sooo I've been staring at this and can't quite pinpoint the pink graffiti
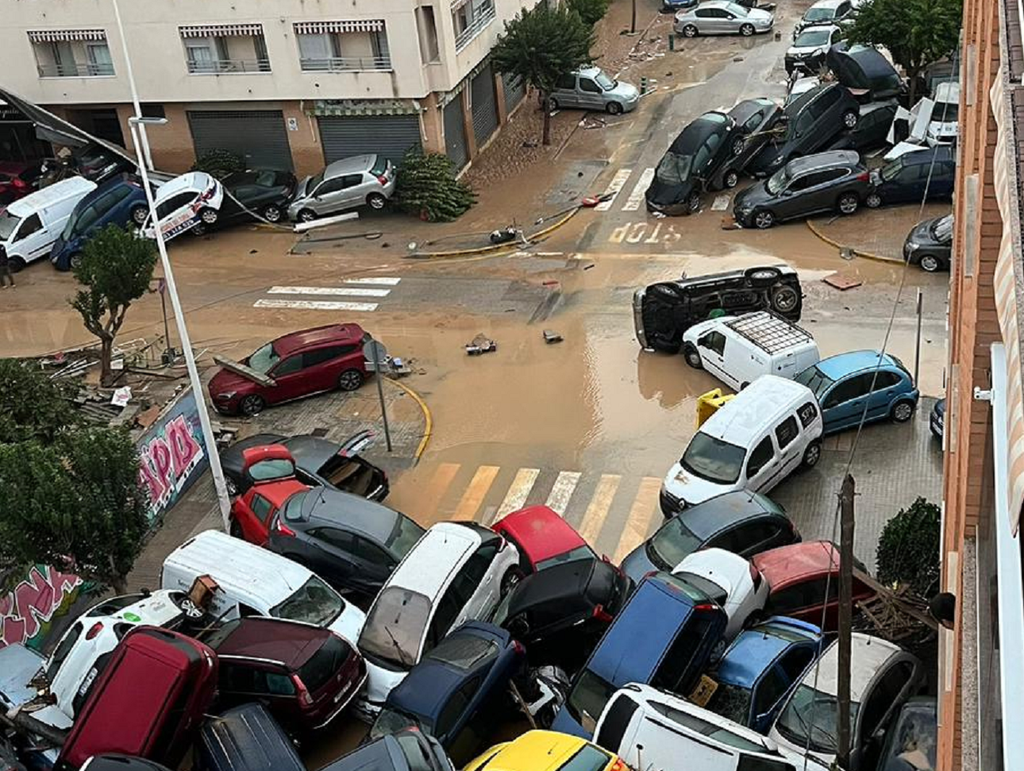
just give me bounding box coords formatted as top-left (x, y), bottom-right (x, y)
top-left (138, 414), bottom-right (203, 510)
top-left (0, 566), bottom-right (83, 648)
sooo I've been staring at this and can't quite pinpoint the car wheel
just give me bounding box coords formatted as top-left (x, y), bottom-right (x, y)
top-left (770, 284), bottom-right (800, 314)
top-left (337, 368), bottom-right (364, 391)
top-left (229, 519), bottom-right (243, 539)
top-left (723, 170), bottom-right (740, 189)
top-left (7, 256), bottom-right (24, 273)
top-left (682, 24), bottom-right (698, 37)
top-left (239, 394), bottom-right (265, 417)
top-left (191, 223), bottom-right (207, 237)
top-left (837, 193), bottom-right (859, 215)
top-left (740, 381), bottom-right (750, 390)
top-left (802, 440), bottom-right (822, 468)
top-left (687, 192), bottom-right (701, 213)
top-left (548, 96), bottom-right (560, 112)
top-left (501, 567), bottom-right (525, 597)
top-left (199, 207), bottom-right (219, 225)
top-left (130, 205), bottom-right (149, 225)
top-left (865, 192), bottom-right (882, 209)
top-left (740, 23), bottom-right (755, 36)
top-left (367, 193), bottom-right (387, 211)
top-left (731, 137), bottom-right (746, 156)
top-left (891, 399), bottom-right (915, 423)
top-left (261, 204), bottom-right (283, 223)
top-left (69, 253), bottom-right (83, 270)
top-left (919, 254), bottom-right (942, 273)
top-left (607, 101), bottom-right (624, 115)
top-left (746, 266), bottom-right (782, 284)
top-left (683, 344), bottom-right (703, 369)
top-left (842, 109), bottom-right (859, 129)
top-left (174, 595), bottom-right (205, 620)
top-left (297, 208), bottom-right (317, 223)
top-left (753, 209), bottom-right (775, 229)
top-left (225, 477), bottom-right (239, 497)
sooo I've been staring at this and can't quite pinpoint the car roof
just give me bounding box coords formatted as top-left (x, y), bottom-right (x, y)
top-left (716, 618), bottom-right (820, 687)
top-left (809, 0), bottom-right (847, 9)
top-left (787, 150), bottom-right (861, 175)
top-left (728, 99), bottom-right (776, 125)
top-left (934, 81), bottom-right (960, 102)
top-left (802, 633), bottom-right (904, 700)
top-left (325, 155), bottom-right (376, 176)
top-left (814, 349), bottom-right (896, 378)
top-left (6, 176), bottom-right (96, 217)
top-left (574, 65), bottom-right (606, 77)
top-left (701, 0), bottom-right (741, 7)
top-left (796, 22), bottom-right (841, 35)
top-left (751, 540), bottom-right (840, 587)
top-left (304, 488), bottom-right (400, 543)
top-left (698, 375), bottom-right (814, 445)
top-left (272, 323), bottom-right (365, 357)
top-left (504, 558), bottom-right (601, 615)
top-left (494, 505), bottom-right (587, 564)
top-left (383, 523), bottom-right (480, 597)
top-left (675, 548), bottom-right (751, 590)
top-left (897, 145), bottom-right (955, 164)
top-left (485, 731), bottom-right (594, 771)
top-left (679, 491), bottom-right (776, 538)
top-left (210, 617), bottom-right (332, 668)
top-left (154, 171), bottom-right (214, 201)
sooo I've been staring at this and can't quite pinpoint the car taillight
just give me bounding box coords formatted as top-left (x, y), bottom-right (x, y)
top-left (291, 674), bottom-right (313, 705)
top-left (85, 622), bottom-right (103, 640)
top-left (593, 604), bottom-right (613, 623)
top-left (856, 171), bottom-right (870, 182)
top-left (376, 174), bottom-right (387, 186)
top-left (512, 640), bottom-right (526, 656)
top-left (275, 519), bottom-right (296, 537)
top-left (11, 178), bottom-right (27, 189)
top-left (694, 603), bottom-right (717, 612)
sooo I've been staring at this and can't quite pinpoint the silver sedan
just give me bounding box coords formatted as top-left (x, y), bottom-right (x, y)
top-left (675, 0), bottom-right (775, 36)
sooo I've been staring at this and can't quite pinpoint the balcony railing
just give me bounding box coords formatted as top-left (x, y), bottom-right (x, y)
top-left (454, 4), bottom-right (496, 52)
top-left (299, 56), bottom-right (391, 72)
top-left (186, 58), bottom-right (271, 74)
top-left (37, 62), bottom-right (114, 78)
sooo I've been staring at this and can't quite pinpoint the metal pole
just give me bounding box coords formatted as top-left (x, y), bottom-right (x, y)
top-left (837, 474), bottom-right (856, 770)
top-left (631, 0), bottom-right (638, 33)
top-left (372, 346), bottom-right (394, 452)
top-left (159, 281), bottom-right (173, 363)
top-left (914, 288), bottom-right (923, 385)
top-left (112, 0), bottom-right (233, 531)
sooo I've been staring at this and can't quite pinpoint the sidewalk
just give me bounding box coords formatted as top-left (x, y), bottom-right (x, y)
top-left (808, 202), bottom-right (950, 262)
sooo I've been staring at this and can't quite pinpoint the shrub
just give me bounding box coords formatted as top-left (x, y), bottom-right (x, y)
top-left (875, 497), bottom-right (941, 598)
top-left (395, 149), bottom-right (476, 222)
top-left (192, 149), bottom-right (244, 179)
top-left (567, 0), bottom-right (611, 26)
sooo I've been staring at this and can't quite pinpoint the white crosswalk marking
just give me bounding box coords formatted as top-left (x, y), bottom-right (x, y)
top-left (489, 468), bottom-right (541, 524)
top-left (595, 168), bottom-right (634, 211)
top-left (253, 299), bottom-right (379, 312)
top-left (268, 286), bottom-right (391, 297)
top-left (546, 471), bottom-right (582, 515)
top-left (344, 277), bottom-right (401, 286)
top-left (621, 168), bottom-right (655, 212)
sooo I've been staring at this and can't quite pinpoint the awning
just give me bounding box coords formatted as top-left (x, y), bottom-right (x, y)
top-left (27, 29), bottom-right (106, 43)
top-left (293, 20), bottom-right (385, 34)
top-left (451, 0), bottom-right (471, 10)
top-left (313, 99), bottom-right (420, 117)
top-left (178, 23), bottom-right (263, 38)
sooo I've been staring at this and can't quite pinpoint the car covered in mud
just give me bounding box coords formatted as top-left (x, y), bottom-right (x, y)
top-left (633, 266), bottom-right (803, 353)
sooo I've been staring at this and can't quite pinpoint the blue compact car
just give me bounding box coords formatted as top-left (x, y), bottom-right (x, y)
top-left (51, 175), bottom-right (151, 270)
top-left (795, 350), bottom-right (919, 434)
top-left (707, 616), bottom-right (825, 734)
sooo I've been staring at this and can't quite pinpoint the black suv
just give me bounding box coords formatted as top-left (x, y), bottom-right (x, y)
top-left (633, 266), bottom-right (803, 353)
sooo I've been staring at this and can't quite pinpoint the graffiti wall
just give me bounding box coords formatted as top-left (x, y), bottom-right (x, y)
top-left (0, 565), bottom-right (84, 650)
top-left (137, 387), bottom-right (208, 523)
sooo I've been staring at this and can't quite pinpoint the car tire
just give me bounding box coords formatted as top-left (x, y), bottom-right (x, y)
top-left (338, 368), bottom-right (364, 391)
top-left (191, 223), bottom-right (207, 237)
top-left (7, 256), bottom-right (24, 273)
top-left (367, 193), bottom-right (387, 211)
top-left (501, 567), bottom-right (525, 597)
top-left (297, 208), bottom-right (317, 223)
top-left (226, 477), bottom-right (239, 497)
top-left (731, 137), bottom-right (746, 156)
top-left (607, 101), bottom-right (624, 115)
top-left (682, 24), bottom-right (698, 37)
top-left (69, 253), bottom-right (83, 270)
top-left (687, 192), bottom-right (702, 213)
top-left (890, 399), bottom-right (915, 423)
top-left (802, 440), bottom-right (822, 468)
top-left (740, 23), bottom-right (755, 36)
top-left (770, 283), bottom-right (800, 314)
top-left (548, 96), bottom-right (560, 112)
top-left (919, 254), bottom-right (942, 273)
top-left (199, 207), bottom-right (219, 225)
top-left (723, 170), bottom-right (740, 189)
top-left (229, 519), bottom-right (243, 539)
top-left (837, 193), bottom-right (859, 216)
top-left (261, 204), bottom-right (283, 223)
top-left (683, 344), bottom-right (703, 369)
top-left (865, 192), bottom-right (882, 209)
top-left (740, 381), bottom-right (750, 390)
top-left (746, 266), bottom-right (782, 285)
top-left (753, 209), bottom-right (775, 229)
top-left (130, 205), bottom-right (149, 226)
top-left (842, 109), bottom-right (859, 129)
top-left (239, 394), bottom-right (265, 417)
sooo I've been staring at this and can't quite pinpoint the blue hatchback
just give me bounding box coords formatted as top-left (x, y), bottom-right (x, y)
top-left (794, 350), bottom-right (919, 434)
top-left (551, 571), bottom-right (727, 738)
top-left (367, 621), bottom-right (524, 766)
top-left (706, 616), bottom-right (825, 734)
top-left (50, 175), bottom-right (150, 271)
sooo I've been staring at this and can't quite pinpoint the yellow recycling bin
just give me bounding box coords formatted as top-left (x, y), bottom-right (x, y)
top-left (696, 388), bottom-right (735, 428)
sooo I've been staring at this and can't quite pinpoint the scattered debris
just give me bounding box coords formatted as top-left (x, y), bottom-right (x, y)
top-left (721, 217), bottom-right (742, 230)
top-left (582, 117), bottom-right (607, 130)
top-left (840, 247), bottom-right (856, 260)
top-left (711, 195), bottom-right (730, 212)
top-left (111, 386), bottom-right (132, 408)
top-left (733, 57), bottom-right (744, 63)
top-left (583, 263), bottom-right (595, 270)
top-left (523, 139), bottom-right (539, 148)
top-left (543, 330), bottom-right (564, 344)
top-left (248, 249), bottom-right (258, 255)
top-left (823, 272), bottom-right (864, 291)
top-left (490, 226), bottom-right (520, 245)
top-left (465, 334), bottom-right (498, 356)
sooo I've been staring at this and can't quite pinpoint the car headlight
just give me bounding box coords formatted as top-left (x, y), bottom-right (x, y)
top-left (906, 242), bottom-right (920, 252)
top-left (216, 391), bottom-right (237, 400)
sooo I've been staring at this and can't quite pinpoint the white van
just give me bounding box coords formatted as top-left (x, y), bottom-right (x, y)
top-left (161, 529), bottom-right (365, 645)
top-left (594, 683), bottom-right (830, 771)
top-left (356, 522), bottom-right (520, 718)
top-left (683, 311), bottom-right (820, 391)
top-left (660, 375), bottom-right (823, 512)
top-left (0, 176), bottom-right (97, 269)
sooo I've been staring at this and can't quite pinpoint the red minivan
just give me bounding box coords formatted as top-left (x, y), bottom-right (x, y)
top-left (55, 627), bottom-right (218, 771)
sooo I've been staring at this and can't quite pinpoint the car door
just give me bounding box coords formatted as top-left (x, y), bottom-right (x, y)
top-left (820, 372), bottom-right (874, 432)
top-left (697, 330), bottom-right (731, 385)
top-left (350, 534), bottom-right (397, 593)
top-left (309, 177), bottom-right (347, 215)
top-left (321, 342), bottom-right (363, 385)
top-left (694, 7), bottom-right (717, 33)
top-left (719, 7), bottom-right (741, 33)
top-left (886, 162), bottom-right (921, 204)
top-left (807, 87), bottom-right (842, 151)
top-left (459, 541), bottom-right (502, 620)
top-left (339, 173), bottom-right (368, 208)
top-left (12, 212), bottom-right (53, 263)
top-left (775, 172), bottom-right (816, 219)
top-left (752, 645), bottom-right (818, 730)
top-left (804, 167), bottom-right (849, 215)
top-left (742, 435), bottom-right (778, 493)
top-left (234, 490), bottom-right (277, 544)
top-left (577, 75), bottom-right (604, 110)
top-left (853, 661), bottom-right (917, 769)
top-left (266, 353), bottom-right (310, 403)
top-left (769, 415), bottom-right (803, 482)
top-left (553, 73), bottom-right (578, 107)
top-left (307, 527), bottom-right (359, 589)
top-left (299, 346), bottom-right (344, 393)
top-left (443, 675), bottom-right (486, 762)
top-left (864, 369), bottom-right (902, 420)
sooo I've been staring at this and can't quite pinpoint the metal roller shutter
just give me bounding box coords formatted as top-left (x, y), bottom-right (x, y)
top-left (444, 99), bottom-right (468, 171)
top-left (317, 115), bottom-right (421, 166)
top-left (471, 65), bottom-right (499, 146)
top-left (187, 110), bottom-right (293, 171)
top-left (502, 71), bottom-right (526, 114)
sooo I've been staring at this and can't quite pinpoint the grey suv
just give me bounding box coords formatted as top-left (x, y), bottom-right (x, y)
top-left (288, 154), bottom-right (396, 222)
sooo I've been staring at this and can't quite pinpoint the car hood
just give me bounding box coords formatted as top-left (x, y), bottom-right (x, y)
top-left (209, 367), bottom-right (256, 394)
top-left (908, 218), bottom-right (942, 247)
top-left (620, 544), bottom-right (659, 585)
top-left (788, 43), bottom-right (828, 56)
top-left (645, 175), bottom-right (696, 207)
top-left (662, 461), bottom-right (734, 507)
top-left (733, 180), bottom-right (774, 210)
top-left (748, 8), bottom-right (774, 22)
top-left (610, 82), bottom-right (639, 100)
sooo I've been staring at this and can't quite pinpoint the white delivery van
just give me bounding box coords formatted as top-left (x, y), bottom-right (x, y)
top-left (682, 311), bottom-right (820, 391)
top-left (0, 176), bottom-right (97, 269)
top-left (161, 529), bottom-right (365, 645)
top-left (660, 375), bottom-right (823, 512)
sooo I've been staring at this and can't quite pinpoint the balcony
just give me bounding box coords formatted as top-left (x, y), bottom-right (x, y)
top-left (37, 61), bottom-right (114, 78)
top-left (29, 30), bottom-right (115, 79)
top-left (294, 21), bottom-right (391, 73)
top-left (179, 24), bottom-right (271, 76)
top-left (299, 55), bottom-right (391, 72)
top-left (453, 0), bottom-right (496, 52)
top-left (185, 58), bottom-right (270, 75)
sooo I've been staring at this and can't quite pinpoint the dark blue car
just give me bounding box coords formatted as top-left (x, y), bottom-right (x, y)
top-left (50, 175), bottom-right (150, 271)
top-left (550, 571), bottom-right (726, 738)
top-left (706, 616), bottom-right (825, 734)
top-left (795, 350), bottom-right (920, 434)
top-left (367, 621), bottom-right (524, 766)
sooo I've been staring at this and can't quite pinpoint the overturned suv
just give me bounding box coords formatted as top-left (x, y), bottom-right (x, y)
top-left (633, 266), bottom-right (803, 353)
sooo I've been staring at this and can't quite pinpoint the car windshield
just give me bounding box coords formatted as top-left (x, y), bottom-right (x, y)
top-left (725, 2), bottom-right (750, 15)
top-left (358, 587), bottom-right (433, 669)
top-left (680, 433), bottom-right (746, 485)
top-left (705, 682), bottom-right (753, 725)
top-left (933, 215), bottom-right (953, 242)
top-left (247, 342), bottom-right (280, 374)
top-left (370, 708), bottom-right (432, 740)
top-left (775, 683), bottom-right (859, 754)
top-left (795, 365), bottom-right (834, 397)
top-left (559, 745), bottom-right (613, 771)
top-left (536, 544), bottom-right (595, 571)
top-left (283, 491), bottom-right (307, 521)
top-left (933, 102), bottom-right (959, 122)
top-left (648, 518), bottom-right (704, 569)
top-left (566, 669), bottom-right (616, 731)
top-left (595, 71), bottom-right (616, 90)
top-left (307, 171), bottom-right (326, 195)
top-left (804, 6), bottom-right (835, 19)
top-left (299, 634), bottom-right (350, 692)
top-left (655, 152), bottom-right (693, 185)
top-left (676, 572), bottom-right (727, 604)
top-left (795, 28), bottom-right (832, 47)
top-left (879, 160), bottom-right (905, 182)
top-left (270, 576), bottom-right (344, 627)
top-left (62, 205), bottom-right (87, 239)
top-left (766, 166), bottom-right (790, 195)
top-left (385, 515), bottom-right (426, 558)
top-left (0, 210), bottom-right (22, 241)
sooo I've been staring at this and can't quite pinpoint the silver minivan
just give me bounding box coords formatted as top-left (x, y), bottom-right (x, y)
top-left (288, 154), bottom-right (396, 222)
top-left (549, 66), bottom-right (640, 115)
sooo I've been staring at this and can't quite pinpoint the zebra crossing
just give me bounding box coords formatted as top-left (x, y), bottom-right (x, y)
top-left (394, 462), bottom-right (667, 564)
top-left (595, 166), bottom-right (659, 213)
top-left (253, 277), bottom-right (401, 312)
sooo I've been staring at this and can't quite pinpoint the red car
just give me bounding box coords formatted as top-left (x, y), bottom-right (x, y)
top-left (206, 617), bottom-right (366, 734)
top-left (492, 505), bottom-right (597, 573)
top-left (55, 626), bottom-right (217, 771)
top-left (209, 324), bottom-right (370, 417)
top-left (752, 540), bottom-right (875, 631)
top-left (229, 444), bottom-right (308, 544)
top-left (0, 161), bottom-right (41, 205)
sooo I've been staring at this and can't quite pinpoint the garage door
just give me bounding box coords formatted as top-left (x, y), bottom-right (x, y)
top-left (318, 115), bottom-right (421, 166)
top-left (471, 65), bottom-right (499, 147)
top-left (187, 110), bottom-right (293, 171)
top-left (503, 71), bottom-right (526, 114)
top-left (444, 99), bottom-right (468, 171)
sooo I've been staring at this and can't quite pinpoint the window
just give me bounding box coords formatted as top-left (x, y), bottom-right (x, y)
top-left (315, 177), bottom-right (346, 196)
top-left (299, 635), bottom-right (348, 691)
top-left (797, 401), bottom-right (818, 427)
top-left (739, 520), bottom-right (781, 551)
top-left (85, 43), bottom-right (113, 76)
top-left (787, 174), bottom-right (815, 193)
top-left (860, 661), bottom-right (916, 738)
top-left (747, 436), bottom-right (774, 477)
top-left (47, 622), bottom-right (84, 677)
top-left (648, 700), bottom-right (767, 752)
top-left (558, 745), bottom-right (614, 771)
top-left (250, 493), bottom-right (274, 525)
top-left (595, 695), bottom-right (638, 751)
top-left (695, 8), bottom-right (714, 17)
top-left (767, 584), bottom-right (808, 614)
top-left (752, 666), bottom-right (790, 719)
top-left (431, 635), bottom-right (497, 670)
top-left (352, 535), bottom-right (390, 563)
top-left (870, 371), bottom-right (901, 390)
top-left (303, 347), bottom-right (344, 368)
top-left (314, 527), bottom-right (355, 551)
top-left (700, 330), bottom-right (726, 356)
top-left (154, 192), bottom-right (194, 220)
top-left (427, 588), bottom-right (464, 649)
top-left (579, 78), bottom-right (602, 93)
top-left (779, 646), bottom-right (816, 681)
top-left (556, 73), bottom-right (576, 90)
top-left (14, 213), bottom-right (42, 241)
top-left (341, 173), bottom-right (364, 189)
top-left (436, 676), bottom-right (479, 736)
top-left (652, 613), bottom-right (716, 693)
top-left (736, 758), bottom-right (793, 771)
top-left (822, 374), bottom-right (872, 408)
top-left (743, 111), bottom-right (764, 133)
top-left (272, 355), bottom-right (304, 376)
top-left (775, 416), bottom-right (799, 449)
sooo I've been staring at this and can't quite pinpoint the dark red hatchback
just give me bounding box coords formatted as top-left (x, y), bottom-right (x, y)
top-left (205, 617), bottom-right (366, 733)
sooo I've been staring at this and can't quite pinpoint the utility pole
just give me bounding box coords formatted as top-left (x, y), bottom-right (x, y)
top-left (837, 474), bottom-right (855, 770)
top-left (631, 0), bottom-right (638, 34)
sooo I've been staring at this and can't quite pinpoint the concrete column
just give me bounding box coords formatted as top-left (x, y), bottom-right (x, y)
top-left (461, 86), bottom-right (477, 158)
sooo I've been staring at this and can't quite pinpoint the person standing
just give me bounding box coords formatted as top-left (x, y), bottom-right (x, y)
top-left (0, 244), bottom-right (15, 289)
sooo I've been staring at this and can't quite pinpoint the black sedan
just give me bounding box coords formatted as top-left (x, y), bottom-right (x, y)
top-left (711, 98), bottom-right (784, 190)
top-left (267, 486), bottom-right (424, 603)
top-left (904, 214), bottom-right (953, 272)
top-left (220, 431), bottom-right (388, 501)
top-left (930, 398), bottom-right (946, 440)
top-left (221, 169), bottom-right (297, 224)
top-left (646, 111), bottom-right (736, 215)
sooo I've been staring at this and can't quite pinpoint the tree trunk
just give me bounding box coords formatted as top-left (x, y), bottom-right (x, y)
top-left (542, 92), bottom-right (552, 146)
top-left (111, 575), bottom-right (128, 595)
top-left (99, 335), bottom-right (114, 387)
top-left (907, 66), bottom-right (919, 106)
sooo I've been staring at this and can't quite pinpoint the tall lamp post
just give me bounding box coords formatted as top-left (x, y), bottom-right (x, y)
top-left (112, 0), bottom-right (233, 531)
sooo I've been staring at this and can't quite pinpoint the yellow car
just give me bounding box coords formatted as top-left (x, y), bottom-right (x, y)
top-left (464, 731), bottom-right (628, 771)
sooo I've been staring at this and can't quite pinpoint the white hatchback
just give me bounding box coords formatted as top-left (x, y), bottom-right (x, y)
top-left (671, 548), bottom-right (769, 646)
top-left (141, 170), bottom-right (223, 241)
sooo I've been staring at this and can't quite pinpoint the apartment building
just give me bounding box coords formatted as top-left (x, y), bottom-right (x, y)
top-left (0, 0), bottom-right (536, 175)
top-left (938, 0), bottom-right (1024, 764)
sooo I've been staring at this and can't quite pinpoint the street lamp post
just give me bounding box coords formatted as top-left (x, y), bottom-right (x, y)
top-left (112, 0), bottom-right (233, 532)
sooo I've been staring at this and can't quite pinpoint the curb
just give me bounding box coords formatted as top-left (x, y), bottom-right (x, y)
top-left (405, 207), bottom-right (579, 260)
top-left (805, 219), bottom-right (904, 265)
top-left (388, 377), bottom-right (433, 462)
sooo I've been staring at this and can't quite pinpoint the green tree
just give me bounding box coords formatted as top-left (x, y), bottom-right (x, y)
top-left (192, 149), bottom-right (245, 179)
top-left (0, 427), bottom-right (150, 594)
top-left (396, 149), bottom-right (477, 222)
top-left (566, 0), bottom-right (611, 26)
top-left (845, 0), bottom-right (962, 102)
top-left (492, 3), bottom-right (596, 145)
top-left (0, 359), bottom-right (77, 444)
top-left (70, 224), bottom-right (158, 386)
top-left (876, 497), bottom-right (941, 598)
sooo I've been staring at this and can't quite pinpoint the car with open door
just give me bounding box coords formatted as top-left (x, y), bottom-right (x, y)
top-left (645, 112), bottom-right (736, 215)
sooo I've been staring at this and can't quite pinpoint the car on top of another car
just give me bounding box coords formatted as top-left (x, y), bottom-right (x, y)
top-left (492, 505), bottom-right (596, 574)
top-left (645, 111), bottom-right (737, 215)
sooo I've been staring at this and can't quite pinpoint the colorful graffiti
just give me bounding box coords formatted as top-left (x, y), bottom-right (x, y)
top-left (137, 388), bottom-right (208, 522)
top-left (0, 565), bottom-right (84, 650)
